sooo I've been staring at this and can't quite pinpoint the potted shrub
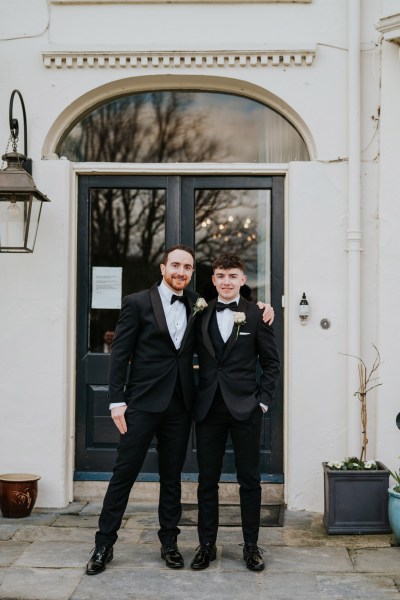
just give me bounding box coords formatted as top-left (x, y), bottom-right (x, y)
top-left (323, 345), bottom-right (391, 534)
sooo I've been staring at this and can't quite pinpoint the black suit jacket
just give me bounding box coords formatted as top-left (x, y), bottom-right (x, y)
top-left (194, 297), bottom-right (280, 422)
top-left (108, 282), bottom-right (198, 412)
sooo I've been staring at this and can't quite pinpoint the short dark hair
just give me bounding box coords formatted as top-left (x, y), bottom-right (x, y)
top-left (212, 253), bottom-right (245, 272)
top-left (161, 244), bottom-right (195, 265)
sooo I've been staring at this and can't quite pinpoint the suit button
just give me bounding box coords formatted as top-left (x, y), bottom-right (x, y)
top-left (218, 366), bottom-right (222, 371)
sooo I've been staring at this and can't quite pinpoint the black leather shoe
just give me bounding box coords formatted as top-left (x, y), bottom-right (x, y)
top-left (191, 543), bottom-right (217, 570)
top-left (86, 545), bottom-right (113, 575)
top-left (243, 543), bottom-right (264, 572)
top-left (160, 541), bottom-right (184, 569)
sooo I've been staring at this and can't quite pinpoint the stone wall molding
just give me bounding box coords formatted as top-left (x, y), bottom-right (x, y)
top-left (42, 45), bottom-right (316, 69)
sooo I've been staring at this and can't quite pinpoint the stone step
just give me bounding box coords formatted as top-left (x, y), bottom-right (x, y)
top-left (74, 481), bottom-right (284, 505)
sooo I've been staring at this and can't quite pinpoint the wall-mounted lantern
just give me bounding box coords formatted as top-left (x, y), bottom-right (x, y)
top-left (299, 292), bottom-right (309, 325)
top-left (0, 90), bottom-right (50, 253)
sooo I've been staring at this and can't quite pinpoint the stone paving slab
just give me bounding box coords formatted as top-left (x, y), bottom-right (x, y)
top-left (139, 527), bottom-right (196, 544)
top-left (283, 529), bottom-right (392, 548)
top-left (52, 515), bottom-right (103, 528)
top-left (78, 503), bottom-right (104, 516)
top-left (33, 502), bottom-right (87, 515)
top-left (351, 547), bottom-right (400, 573)
top-left (264, 546), bottom-right (354, 573)
top-left (14, 541), bottom-right (93, 568)
top-left (114, 529), bottom-right (142, 543)
top-left (81, 502), bottom-right (158, 516)
top-left (283, 511), bottom-right (314, 530)
top-left (262, 573), bottom-right (322, 599)
top-left (71, 568), bottom-right (264, 600)
top-left (0, 567), bottom-right (84, 600)
top-left (12, 525), bottom-right (100, 543)
top-left (0, 513), bottom-right (58, 526)
top-left (124, 513), bottom-right (162, 529)
top-left (317, 574), bottom-right (400, 599)
top-left (0, 524), bottom-right (20, 541)
top-left (0, 542), bottom-right (30, 567)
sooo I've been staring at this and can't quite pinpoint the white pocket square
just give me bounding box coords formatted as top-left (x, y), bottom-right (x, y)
top-left (239, 332), bottom-right (251, 336)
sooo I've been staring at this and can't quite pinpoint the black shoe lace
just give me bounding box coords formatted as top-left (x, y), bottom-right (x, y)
top-left (89, 545), bottom-right (108, 560)
top-left (240, 543), bottom-right (265, 558)
top-left (195, 544), bottom-right (213, 558)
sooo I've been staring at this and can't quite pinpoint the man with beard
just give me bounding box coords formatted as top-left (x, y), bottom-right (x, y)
top-left (86, 245), bottom-right (198, 575)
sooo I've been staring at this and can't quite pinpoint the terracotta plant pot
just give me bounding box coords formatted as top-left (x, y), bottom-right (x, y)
top-left (0, 473), bottom-right (41, 518)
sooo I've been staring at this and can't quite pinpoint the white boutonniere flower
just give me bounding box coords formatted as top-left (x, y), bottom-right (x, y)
top-left (193, 297), bottom-right (208, 316)
top-left (233, 311), bottom-right (246, 339)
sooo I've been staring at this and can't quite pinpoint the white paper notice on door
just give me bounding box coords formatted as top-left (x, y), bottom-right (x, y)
top-left (91, 267), bottom-right (122, 309)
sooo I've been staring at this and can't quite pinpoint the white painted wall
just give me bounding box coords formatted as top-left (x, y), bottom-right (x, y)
top-left (0, 0), bottom-right (399, 511)
top-left (286, 161), bottom-right (347, 511)
top-left (0, 160), bottom-right (72, 507)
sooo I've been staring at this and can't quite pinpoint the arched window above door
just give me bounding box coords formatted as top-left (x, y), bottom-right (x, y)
top-left (57, 91), bottom-right (309, 163)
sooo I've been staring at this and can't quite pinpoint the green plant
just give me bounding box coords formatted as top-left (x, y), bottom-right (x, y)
top-left (389, 468), bottom-right (400, 493)
top-left (327, 457), bottom-right (377, 471)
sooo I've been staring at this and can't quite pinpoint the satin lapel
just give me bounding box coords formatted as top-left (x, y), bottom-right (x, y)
top-left (222, 297), bottom-right (248, 361)
top-left (178, 292), bottom-right (195, 355)
top-left (149, 283), bottom-right (176, 351)
top-left (202, 299), bottom-right (217, 360)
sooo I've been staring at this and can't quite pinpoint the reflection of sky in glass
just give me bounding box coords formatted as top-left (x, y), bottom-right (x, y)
top-left (58, 91), bottom-right (309, 163)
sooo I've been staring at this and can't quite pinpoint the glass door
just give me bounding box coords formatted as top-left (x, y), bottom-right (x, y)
top-left (75, 175), bottom-right (284, 479)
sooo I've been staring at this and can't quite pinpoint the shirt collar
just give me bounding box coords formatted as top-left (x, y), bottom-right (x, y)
top-left (217, 295), bottom-right (240, 305)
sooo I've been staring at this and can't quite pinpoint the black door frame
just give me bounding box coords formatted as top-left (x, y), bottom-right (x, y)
top-left (75, 174), bottom-right (284, 480)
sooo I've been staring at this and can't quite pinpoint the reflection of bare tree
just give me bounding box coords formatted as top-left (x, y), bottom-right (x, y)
top-left (62, 92), bottom-right (226, 271)
top-left (91, 188), bottom-right (165, 267)
top-left (60, 92), bottom-right (224, 163)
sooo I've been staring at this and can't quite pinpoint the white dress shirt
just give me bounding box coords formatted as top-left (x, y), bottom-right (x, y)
top-left (109, 281), bottom-right (187, 410)
top-left (216, 295), bottom-right (239, 342)
top-left (158, 280), bottom-right (188, 350)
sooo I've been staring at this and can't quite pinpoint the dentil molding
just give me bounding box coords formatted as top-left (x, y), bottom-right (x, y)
top-left (42, 45), bottom-right (316, 69)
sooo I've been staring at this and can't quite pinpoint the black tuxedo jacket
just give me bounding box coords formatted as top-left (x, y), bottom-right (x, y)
top-left (194, 297), bottom-right (280, 422)
top-left (108, 282), bottom-right (198, 412)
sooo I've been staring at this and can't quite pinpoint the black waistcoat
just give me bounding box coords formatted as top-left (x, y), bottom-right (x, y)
top-left (208, 310), bottom-right (226, 363)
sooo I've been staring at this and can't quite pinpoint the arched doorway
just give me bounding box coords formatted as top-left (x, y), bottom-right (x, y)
top-left (59, 89), bottom-right (310, 481)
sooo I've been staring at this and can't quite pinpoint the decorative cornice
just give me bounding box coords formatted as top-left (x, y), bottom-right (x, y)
top-left (50, 0), bottom-right (311, 4)
top-left (375, 13), bottom-right (400, 43)
top-left (42, 46), bottom-right (316, 69)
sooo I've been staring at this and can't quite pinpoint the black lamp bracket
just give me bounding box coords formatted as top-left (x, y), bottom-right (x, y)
top-left (9, 90), bottom-right (27, 155)
top-left (8, 90), bottom-right (31, 174)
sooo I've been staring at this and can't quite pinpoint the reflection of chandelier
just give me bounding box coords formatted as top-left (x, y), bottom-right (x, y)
top-left (200, 210), bottom-right (259, 250)
top-left (206, 214), bottom-right (257, 244)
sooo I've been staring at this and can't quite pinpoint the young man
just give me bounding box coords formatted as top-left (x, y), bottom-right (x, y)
top-left (191, 253), bottom-right (280, 572)
top-left (87, 245), bottom-right (198, 575)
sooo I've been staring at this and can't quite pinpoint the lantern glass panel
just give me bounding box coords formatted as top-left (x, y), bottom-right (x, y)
top-left (0, 194), bottom-right (42, 252)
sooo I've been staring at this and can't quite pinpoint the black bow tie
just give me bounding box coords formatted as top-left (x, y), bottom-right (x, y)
top-left (216, 301), bottom-right (238, 312)
top-left (171, 294), bottom-right (187, 305)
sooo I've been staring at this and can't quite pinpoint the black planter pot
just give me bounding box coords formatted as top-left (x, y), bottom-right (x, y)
top-left (323, 461), bottom-right (391, 534)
